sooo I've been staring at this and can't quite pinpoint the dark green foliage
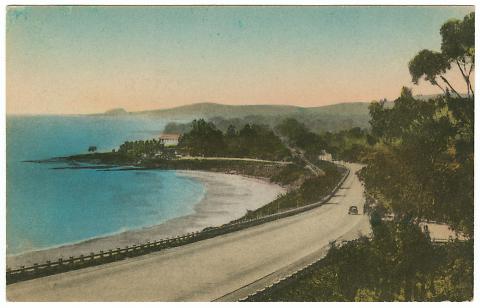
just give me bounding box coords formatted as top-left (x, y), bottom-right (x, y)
top-left (299, 174), bottom-right (339, 204)
top-left (275, 117), bottom-right (373, 163)
top-left (141, 159), bottom-right (292, 179)
top-left (409, 12), bottom-right (474, 97)
top-left (360, 89), bottom-right (474, 237)
top-left (363, 13), bottom-right (474, 236)
top-left (270, 164), bottom-right (307, 186)
top-left (408, 50), bottom-right (450, 86)
top-left (320, 128), bottom-right (373, 162)
top-left (248, 217), bottom-right (473, 302)
top-left (177, 119), bottom-right (291, 161)
top-left (117, 138), bottom-right (170, 159)
top-left (226, 124), bottom-right (237, 137)
top-left (275, 118), bottom-right (327, 155)
top-left (178, 119), bottom-right (226, 157)
top-left (440, 12), bottom-right (474, 62)
top-left (163, 121), bottom-right (192, 134)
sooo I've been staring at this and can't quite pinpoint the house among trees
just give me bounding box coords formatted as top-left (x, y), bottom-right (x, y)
top-left (318, 150), bottom-right (332, 161)
top-left (159, 133), bottom-right (180, 147)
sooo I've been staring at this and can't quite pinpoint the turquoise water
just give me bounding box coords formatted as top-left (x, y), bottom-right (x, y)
top-left (6, 115), bottom-right (204, 255)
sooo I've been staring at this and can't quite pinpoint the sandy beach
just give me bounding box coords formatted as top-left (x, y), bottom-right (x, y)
top-left (7, 171), bottom-right (285, 269)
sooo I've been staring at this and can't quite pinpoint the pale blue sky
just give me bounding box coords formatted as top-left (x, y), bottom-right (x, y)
top-left (7, 6), bottom-right (474, 114)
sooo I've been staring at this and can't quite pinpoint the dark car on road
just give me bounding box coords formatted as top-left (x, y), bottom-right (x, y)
top-left (348, 206), bottom-right (359, 215)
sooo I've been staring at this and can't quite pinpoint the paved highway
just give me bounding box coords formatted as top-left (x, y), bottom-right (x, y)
top-left (7, 163), bottom-right (371, 301)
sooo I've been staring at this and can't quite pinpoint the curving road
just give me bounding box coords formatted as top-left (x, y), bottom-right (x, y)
top-left (7, 163), bottom-right (371, 302)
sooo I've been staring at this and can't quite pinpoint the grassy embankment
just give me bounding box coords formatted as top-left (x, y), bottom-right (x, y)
top-left (240, 160), bottom-right (342, 219)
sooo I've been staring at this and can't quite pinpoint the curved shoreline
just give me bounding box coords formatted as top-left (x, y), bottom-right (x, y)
top-left (7, 170), bottom-right (286, 268)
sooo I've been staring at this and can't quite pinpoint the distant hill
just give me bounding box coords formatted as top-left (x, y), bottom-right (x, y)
top-left (93, 94), bottom-right (452, 132)
top-left (95, 101), bottom-right (374, 132)
top-left (112, 101), bottom-right (373, 133)
top-left (104, 108), bottom-right (128, 116)
top-left (96, 93), bottom-right (451, 119)
top-left (307, 102), bottom-right (371, 116)
top-left (101, 101), bottom-right (372, 119)
top-left (133, 102), bottom-right (305, 119)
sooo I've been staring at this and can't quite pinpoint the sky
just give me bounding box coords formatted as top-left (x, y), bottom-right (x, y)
top-left (6, 5), bottom-right (474, 115)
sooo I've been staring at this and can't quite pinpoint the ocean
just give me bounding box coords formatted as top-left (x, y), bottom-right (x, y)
top-left (6, 115), bottom-right (205, 255)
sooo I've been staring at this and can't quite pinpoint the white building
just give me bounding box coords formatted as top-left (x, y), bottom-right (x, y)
top-left (318, 150), bottom-right (333, 161)
top-left (159, 133), bottom-right (180, 147)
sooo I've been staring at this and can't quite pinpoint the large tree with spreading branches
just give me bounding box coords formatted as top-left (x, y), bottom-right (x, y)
top-left (408, 12), bottom-right (474, 97)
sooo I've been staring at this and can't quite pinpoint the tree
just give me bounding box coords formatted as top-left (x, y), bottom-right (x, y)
top-left (360, 87), bottom-right (473, 237)
top-left (440, 12), bottom-right (475, 96)
top-left (178, 119), bottom-right (225, 156)
top-left (408, 50), bottom-right (453, 95)
top-left (408, 12), bottom-right (474, 97)
top-left (366, 13), bottom-right (474, 236)
top-left (88, 146), bottom-right (97, 153)
top-left (226, 124), bottom-right (237, 138)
